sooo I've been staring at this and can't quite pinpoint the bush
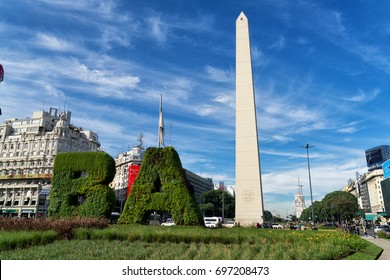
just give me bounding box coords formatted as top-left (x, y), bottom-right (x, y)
top-left (0, 217), bottom-right (109, 239)
top-left (0, 230), bottom-right (57, 251)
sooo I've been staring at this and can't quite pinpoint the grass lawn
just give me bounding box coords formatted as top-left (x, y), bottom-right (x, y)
top-left (0, 225), bottom-right (383, 260)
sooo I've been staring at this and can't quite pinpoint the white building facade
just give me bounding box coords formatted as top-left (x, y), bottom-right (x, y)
top-left (0, 108), bottom-right (101, 217)
top-left (294, 191), bottom-right (305, 219)
top-left (359, 169), bottom-right (385, 213)
top-left (111, 144), bottom-right (144, 212)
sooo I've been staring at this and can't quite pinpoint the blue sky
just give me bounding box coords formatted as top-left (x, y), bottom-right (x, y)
top-left (1, 0), bottom-right (390, 217)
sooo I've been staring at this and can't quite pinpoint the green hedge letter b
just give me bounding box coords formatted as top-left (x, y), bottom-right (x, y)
top-left (48, 152), bottom-right (117, 219)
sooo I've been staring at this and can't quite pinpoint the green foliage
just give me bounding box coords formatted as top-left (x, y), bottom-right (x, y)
top-left (263, 210), bottom-right (273, 222)
top-left (321, 191), bottom-right (358, 222)
top-left (0, 230), bottom-right (57, 252)
top-left (299, 191), bottom-right (359, 223)
top-left (0, 225), bottom-right (380, 260)
top-left (199, 190), bottom-right (235, 217)
top-left (118, 147), bottom-right (203, 226)
top-left (48, 152), bottom-right (116, 219)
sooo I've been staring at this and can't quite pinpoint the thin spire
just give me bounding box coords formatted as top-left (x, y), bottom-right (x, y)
top-left (158, 94), bottom-right (165, 148)
top-left (297, 177), bottom-right (303, 194)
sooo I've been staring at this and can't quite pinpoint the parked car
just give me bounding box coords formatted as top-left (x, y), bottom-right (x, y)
top-left (161, 219), bottom-right (175, 226)
top-left (222, 220), bottom-right (235, 228)
top-left (374, 225), bottom-right (390, 233)
top-left (204, 217), bottom-right (222, 228)
top-left (272, 223), bottom-right (283, 229)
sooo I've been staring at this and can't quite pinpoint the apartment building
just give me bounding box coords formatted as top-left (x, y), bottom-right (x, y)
top-left (0, 108), bottom-right (100, 217)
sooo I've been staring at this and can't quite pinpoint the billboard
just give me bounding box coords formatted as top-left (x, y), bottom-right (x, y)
top-left (383, 159), bottom-right (390, 179)
top-left (365, 145), bottom-right (390, 171)
top-left (127, 164), bottom-right (141, 197)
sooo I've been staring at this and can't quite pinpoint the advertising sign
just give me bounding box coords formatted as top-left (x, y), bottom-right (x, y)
top-left (383, 159), bottom-right (390, 179)
top-left (127, 164), bottom-right (141, 197)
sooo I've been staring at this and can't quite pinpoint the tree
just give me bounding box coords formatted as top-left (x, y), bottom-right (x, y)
top-left (199, 203), bottom-right (214, 215)
top-left (200, 190), bottom-right (235, 218)
top-left (299, 191), bottom-right (359, 224)
top-left (299, 201), bottom-right (321, 223)
top-left (263, 210), bottom-right (273, 222)
top-left (290, 215), bottom-right (298, 222)
top-left (321, 191), bottom-right (358, 223)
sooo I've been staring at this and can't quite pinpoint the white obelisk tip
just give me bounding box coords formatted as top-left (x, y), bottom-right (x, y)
top-left (237, 12), bottom-right (247, 22)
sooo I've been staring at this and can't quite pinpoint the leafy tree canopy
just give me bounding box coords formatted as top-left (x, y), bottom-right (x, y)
top-left (199, 189), bottom-right (235, 218)
top-left (299, 191), bottom-right (359, 223)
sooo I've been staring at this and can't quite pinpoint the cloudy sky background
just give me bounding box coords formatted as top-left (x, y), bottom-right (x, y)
top-left (1, 0), bottom-right (390, 217)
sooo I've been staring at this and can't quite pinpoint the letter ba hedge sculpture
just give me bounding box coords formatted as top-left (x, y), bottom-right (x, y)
top-left (118, 147), bottom-right (203, 225)
top-left (48, 152), bottom-right (116, 219)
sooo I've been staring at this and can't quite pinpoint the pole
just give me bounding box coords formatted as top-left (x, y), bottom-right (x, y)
top-left (301, 144), bottom-right (315, 227)
top-left (222, 191), bottom-right (225, 220)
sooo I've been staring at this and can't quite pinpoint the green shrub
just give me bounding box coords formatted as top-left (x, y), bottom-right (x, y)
top-left (376, 231), bottom-right (388, 239)
top-left (0, 230), bottom-right (57, 251)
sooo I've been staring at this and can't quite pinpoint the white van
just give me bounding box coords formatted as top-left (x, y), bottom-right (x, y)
top-left (204, 217), bottom-right (222, 228)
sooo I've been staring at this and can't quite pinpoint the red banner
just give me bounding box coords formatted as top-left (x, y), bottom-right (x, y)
top-left (127, 164), bottom-right (141, 197)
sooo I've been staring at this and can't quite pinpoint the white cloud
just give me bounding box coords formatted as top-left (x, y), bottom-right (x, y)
top-left (147, 15), bottom-right (168, 44)
top-left (268, 35), bottom-right (286, 51)
top-left (77, 64), bottom-right (140, 89)
top-left (196, 105), bottom-right (216, 117)
top-left (205, 65), bottom-right (233, 83)
top-left (162, 77), bottom-right (193, 102)
top-left (35, 33), bottom-right (75, 52)
top-left (251, 45), bottom-right (269, 67)
top-left (336, 127), bottom-right (358, 134)
top-left (342, 88), bottom-right (381, 102)
top-left (101, 27), bottom-right (132, 51)
top-left (213, 95), bottom-right (234, 108)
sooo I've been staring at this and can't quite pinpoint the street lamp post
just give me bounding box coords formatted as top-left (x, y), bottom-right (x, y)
top-left (301, 144), bottom-right (315, 227)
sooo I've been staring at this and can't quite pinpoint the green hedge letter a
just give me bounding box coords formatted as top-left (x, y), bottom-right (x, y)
top-left (118, 147), bottom-right (203, 226)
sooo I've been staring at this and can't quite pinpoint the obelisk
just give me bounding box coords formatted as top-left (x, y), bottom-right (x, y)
top-left (235, 12), bottom-right (264, 226)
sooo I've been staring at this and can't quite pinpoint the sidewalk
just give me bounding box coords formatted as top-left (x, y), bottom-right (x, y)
top-left (361, 234), bottom-right (390, 260)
